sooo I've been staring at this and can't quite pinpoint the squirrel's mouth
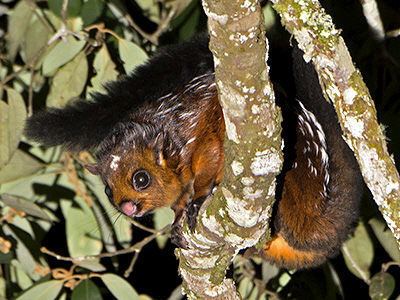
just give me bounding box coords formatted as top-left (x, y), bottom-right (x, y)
top-left (120, 200), bottom-right (143, 217)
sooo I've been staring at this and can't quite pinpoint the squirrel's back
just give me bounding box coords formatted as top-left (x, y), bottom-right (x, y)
top-left (25, 35), bottom-right (214, 152)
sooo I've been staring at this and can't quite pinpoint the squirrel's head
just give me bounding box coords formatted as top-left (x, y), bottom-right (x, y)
top-left (86, 123), bottom-right (182, 217)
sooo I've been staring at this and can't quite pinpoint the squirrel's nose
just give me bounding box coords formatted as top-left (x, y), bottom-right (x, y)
top-left (120, 200), bottom-right (138, 217)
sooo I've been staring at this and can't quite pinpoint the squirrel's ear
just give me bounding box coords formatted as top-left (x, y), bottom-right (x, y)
top-left (157, 151), bottom-right (167, 168)
top-left (85, 164), bottom-right (100, 175)
top-left (153, 133), bottom-right (167, 168)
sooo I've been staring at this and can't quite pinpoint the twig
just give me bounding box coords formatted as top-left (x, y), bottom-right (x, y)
top-left (1, 43), bottom-right (47, 86)
top-left (26, 0), bottom-right (55, 33)
top-left (85, 23), bottom-right (122, 41)
top-left (61, 0), bottom-right (69, 24)
top-left (128, 218), bottom-right (158, 234)
top-left (121, 12), bottom-right (157, 44)
top-left (124, 251), bottom-right (139, 277)
top-left (41, 224), bottom-right (170, 261)
top-left (387, 28), bottom-right (400, 38)
top-left (28, 67), bottom-right (34, 117)
top-left (1, 65), bottom-right (30, 86)
top-left (52, 266), bottom-right (102, 289)
top-left (110, 1), bottom-right (180, 45)
top-left (382, 261), bottom-right (400, 272)
top-left (360, 0), bottom-right (385, 41)
top-left (149, 7), bottom-right (176, 44)
top-left (63, 154), bottom-right (93, 206)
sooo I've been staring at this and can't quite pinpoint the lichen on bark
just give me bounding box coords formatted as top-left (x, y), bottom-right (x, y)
top-left (272, 0), bottom-right (400, 248)
top-left (176, 0), bottom-right (283, 298)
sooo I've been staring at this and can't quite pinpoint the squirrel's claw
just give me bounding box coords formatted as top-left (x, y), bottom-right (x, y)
top-left (171, 222), bottom-right (189, 249)
top-left (186, 195), bottom-right (208, 232)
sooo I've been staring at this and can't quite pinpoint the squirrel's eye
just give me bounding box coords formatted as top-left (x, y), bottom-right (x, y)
top-left (132, 170), bottom-right (151, 191)
top-left (105, 185), bottom-right (113, 200)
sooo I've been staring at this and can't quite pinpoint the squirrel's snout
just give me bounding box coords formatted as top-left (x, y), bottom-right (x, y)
top-left (120, 200), bottom-right (139, 217)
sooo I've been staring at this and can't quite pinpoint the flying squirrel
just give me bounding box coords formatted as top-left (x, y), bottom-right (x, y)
top-left (25, 35), bottom-right (363, 269)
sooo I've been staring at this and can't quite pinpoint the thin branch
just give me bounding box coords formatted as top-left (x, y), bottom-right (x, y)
top-left (387, 28), bottom-right (400, 38)
top-left (128, 218), bottom-right (158, 234)
top-left (85, 23), bottom-right (122, 41)
top-left (124, 251), bottom-right (139, 277)
top-left (382, 261), bottom-right (400, 272)
top-left (61, 0), bottom-right (69, 24)
top-left (26, 0), bottom-right (55, 33)
top-left (272, 0), bottom-right (400, 248)
top-left (108, 0), bottom-right (187, 45)
top-left (359, 0), bottom-right (385, 41)
top-left (41, 225), bottom-right (170, 262)
top-left (28, 67), bottom-right (34, 117)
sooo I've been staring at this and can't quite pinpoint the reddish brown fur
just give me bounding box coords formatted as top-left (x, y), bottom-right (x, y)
top-left (98, 91), bottom-right (225, 220)
top-left (263, 235), bottom-right (326, 269)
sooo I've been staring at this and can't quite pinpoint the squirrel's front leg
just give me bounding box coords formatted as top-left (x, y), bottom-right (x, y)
top-left (171, 167), bottom-right (194, 249)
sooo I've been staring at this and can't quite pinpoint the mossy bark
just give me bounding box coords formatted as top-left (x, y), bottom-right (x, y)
top-left (176, 0), bottom-right (283, 298)
top-left (272, 0), bottom-right (400, 248)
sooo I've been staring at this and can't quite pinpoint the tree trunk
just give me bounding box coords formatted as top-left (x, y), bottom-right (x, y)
top-left (176, 0), bottom-right (283, 298)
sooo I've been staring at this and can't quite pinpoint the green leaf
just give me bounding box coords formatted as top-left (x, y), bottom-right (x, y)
top-left (86, 173), bottom-right (132, 247)
top-left (167, 285), bottom-right (184, 300)
top-left (101, 273), bottom-right (139, 300)
top-left (42, 36), bottom-right (86, 76)
top-left (0, 171), bottom-right (58, 202)
top-left (369, 218), bottom-right (400, 262)
top-left (261, 260), bottom-right (280, 283)
top-left (341, 221), bottom-right (374, 282)
top-left (11, 214), bottom-right (34, 237)
top-left (76, 259), bottom-right (106, 272)
top-left (278, 272), bottom-right (291, 289)
top-left (238, 277), bottom-right (254, 299)
top-left (22, 18), bottom-right (52, 64)
top-left (118, 39), bottom-right (148, 74)
top-left (61, 199), bottom-right (102, 257)
top-left (81, 0), bottom-right (105, 25)
top-left (170, 0), bottom-right (198, 31)
top-left (0, 150), bottom-right (43, 184)
top-left (369, 272), bottom-right (395, 300)
top-left (0, 194), bottom-right (51, 221)
top-left (153, 207), bottom-right (174, 249)
top-left (7, 0), bottom-right (34, 61)
top-left (10, 260), bottom-right (33, 290)
top-left (71, 279), bottom-right (102, 300)
top-left (0, 276), bottom-right (5, 299)
top-left (136, 0), bottom-right (160, 23)
top-left (324, 262), bottom-right (344, 299)
top-left (16, 280), bottom-right (63, 300)
top-left (178, 5), bottom-right (200, 41)
top-left (263, 2), bottom-right (276, 30)
top-left (2, 224), bottom-right (41, 280)
top-left (48, 0), bottom-right (82, 18)
top-left (88, 45), bottom-right (119, 95)
top-left (47, 51), bottom-right (88, 107)
top-left (0, 89), bottom-right (27, 169)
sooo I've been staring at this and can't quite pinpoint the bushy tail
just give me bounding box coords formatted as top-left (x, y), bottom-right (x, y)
top-left (260, 44), bottom-right (363, 269)
top-left (25, 89), bottom-right (132, 152)
top-left (25, 36), bottom-right (214, 152)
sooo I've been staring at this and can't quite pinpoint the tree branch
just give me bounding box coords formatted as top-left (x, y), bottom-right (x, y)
top-left (272, 0), bottom-right (400, 248)
top-left (176, 0), bottom-right (283, 298)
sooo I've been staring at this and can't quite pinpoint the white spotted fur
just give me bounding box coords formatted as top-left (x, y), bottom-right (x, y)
top-left (297, 101), bottom-right (330, 197)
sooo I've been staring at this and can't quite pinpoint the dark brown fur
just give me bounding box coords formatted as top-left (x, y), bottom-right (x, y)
top-left (25, 37), bottom-right (362, 269)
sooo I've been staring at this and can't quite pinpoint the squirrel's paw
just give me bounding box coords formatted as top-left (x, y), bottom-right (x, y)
top-left (186, 196), bottom-right (207, 232)
top-left (171, 221), bottom-right (189, 249)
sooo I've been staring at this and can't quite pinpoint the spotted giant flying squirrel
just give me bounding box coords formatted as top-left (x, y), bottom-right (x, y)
top-left (25, 34), bottom-right (363, 269)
